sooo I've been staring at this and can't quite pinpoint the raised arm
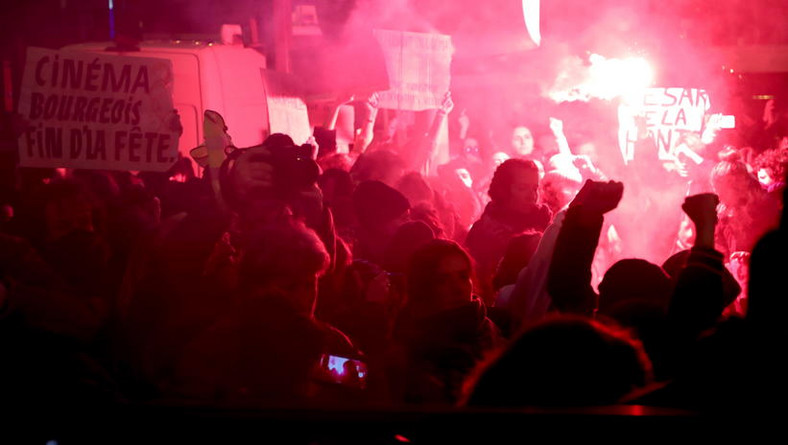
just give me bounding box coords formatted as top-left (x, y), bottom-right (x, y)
top-left (549, 117), bottom-right (572, 157)
top-left (420, 92), bottom-right (453, 175)
top-left (325, 94), bottom-right (355, 130)
top-left (547, 180), bottom-right (624, 316)
top-left (352, 93), bottom-right (380, 156)
top-left (668, 193), bottom-right (733, 338)
top-left (427, 92), bottom-right (453, 151)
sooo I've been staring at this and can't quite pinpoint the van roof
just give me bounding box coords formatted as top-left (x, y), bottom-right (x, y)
top-left (64, 40), bottom-right (233, 53)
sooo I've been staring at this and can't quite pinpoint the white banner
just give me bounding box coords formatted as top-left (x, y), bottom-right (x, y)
top-left (374, 30), bottom-right (453, 111)
top-left (618, 87), bottom-right (711, 162)
top-left (261, 69), bottom-right (311, 145)
top-left (17, 47), bottom-right (180, 171)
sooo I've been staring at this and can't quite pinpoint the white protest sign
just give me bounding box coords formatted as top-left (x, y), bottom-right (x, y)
top-left (17, 47), bottom-right (179, 171)
top-left (260, 69), bottom-right (312, 145)
top-left (618, 87), bottom-right (711, 162)
top-left (374, 30), bottom-right (453, 111)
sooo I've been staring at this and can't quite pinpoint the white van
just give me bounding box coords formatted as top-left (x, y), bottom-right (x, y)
top-left (63, 40), bottom-right (270, 167)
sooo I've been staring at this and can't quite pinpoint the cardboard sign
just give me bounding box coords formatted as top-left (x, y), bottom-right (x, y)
top-left (374, 30), bottom-right (453, 111)
top-left (17, 47), bottom-right (180, 171)
top-left (618, 87), bottom-right (711, 162)
top-left (261, 69), bottom-right (312, 145)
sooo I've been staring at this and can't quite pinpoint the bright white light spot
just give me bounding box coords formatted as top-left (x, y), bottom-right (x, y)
top-left (549, 54), bottom-right (654, 103)
top-left (586, 54), bottom-right (653, 100)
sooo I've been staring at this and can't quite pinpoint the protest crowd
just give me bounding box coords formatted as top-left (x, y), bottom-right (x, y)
top-left (1, 80), bottom-right (786, 417)
top-left (1, 4), bottom-right (788, 435)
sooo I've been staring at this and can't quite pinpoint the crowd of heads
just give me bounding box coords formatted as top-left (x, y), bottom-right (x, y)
top-left (0, 87), bottom-right (786, 414)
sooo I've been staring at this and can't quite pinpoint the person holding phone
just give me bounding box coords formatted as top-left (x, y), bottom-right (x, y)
top-left (169, 220), bottom-right (363, 407)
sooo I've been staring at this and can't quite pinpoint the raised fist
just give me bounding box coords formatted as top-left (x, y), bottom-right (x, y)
top-left (439, 91), bottom-right (454, 115)
top-left (681, 193), bottom-right (719, 229)
top-left (570, 180), bottom-right (624, 215)
top-left (366, 92), bottom-right (380, 111)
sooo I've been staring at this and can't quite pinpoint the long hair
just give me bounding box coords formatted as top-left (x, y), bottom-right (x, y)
top-left (406, 239), bottom-right (477, 306)
top-left (711, 150), bottom-right (762, 207)
top-left (487, 158), bottom-right (539, 203)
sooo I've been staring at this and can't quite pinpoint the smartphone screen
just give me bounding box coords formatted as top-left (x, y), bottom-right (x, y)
top-left (314, 354), bottom-right (368, 389)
